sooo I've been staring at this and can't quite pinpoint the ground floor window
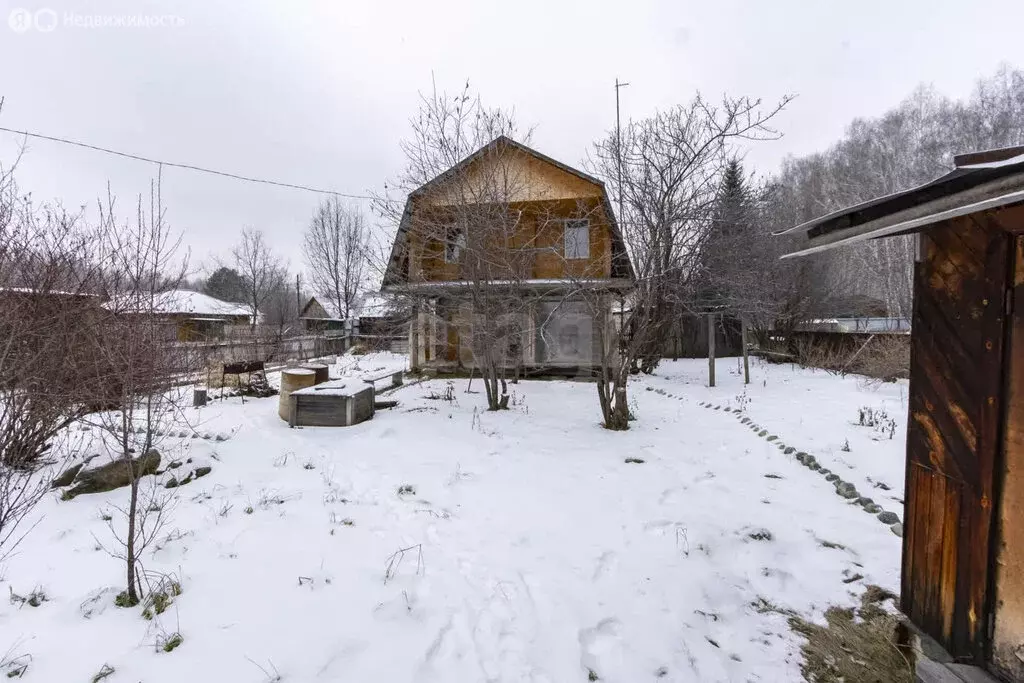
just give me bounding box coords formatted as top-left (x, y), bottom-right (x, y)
top-left (537, 301), bottom-right (592, 364)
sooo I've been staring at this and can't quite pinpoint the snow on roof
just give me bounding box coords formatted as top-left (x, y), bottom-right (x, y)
top-left (355, 294), bottom-right (396, 319)
top-left (0, 286), bottom-right (98, 297)
top-left (307, 294), bottom-right (403, 320)
top-left (105, 289), bottom-right (252, 318)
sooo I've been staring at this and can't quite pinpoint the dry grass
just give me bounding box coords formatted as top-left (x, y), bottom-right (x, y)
top-left (788, 586), bottom-right (913, 683)
top-left (852, 335), bottom-right (910, 383)
top-left (793, 337), bottom-right (849, 375)
top-left (790, 335), bottom-right (910, 382)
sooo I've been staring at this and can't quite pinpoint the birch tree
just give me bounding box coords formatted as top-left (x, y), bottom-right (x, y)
top-left (766, 65), bottom-right (1024, 320)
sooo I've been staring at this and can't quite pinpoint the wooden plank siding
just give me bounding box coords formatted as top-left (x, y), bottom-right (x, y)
top-left (902, 213), bottom-right (1012, 662)
top-left (992, 235), bottom-right (1024, 680)
top-left (410, 197), bottom-right (614, 283)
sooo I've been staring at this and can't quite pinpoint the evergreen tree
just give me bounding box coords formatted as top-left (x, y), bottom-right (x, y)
top-left (700, 158), bottom-right (753, 308)
top-left (203, 266), bottom-right (247, 303)
top-left (714, 158), bottom-right (751, 240)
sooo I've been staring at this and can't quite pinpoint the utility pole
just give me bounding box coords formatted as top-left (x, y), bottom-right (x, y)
top-left (295, 273), bottom-right (301, 319)
top-left (614, 78), bottom-right (630, 226)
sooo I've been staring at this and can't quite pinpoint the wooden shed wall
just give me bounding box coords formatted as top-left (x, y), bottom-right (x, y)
top-left (902, 213), bottom-right (1012, 662)
top-left (992, 235), bottom-right (1024, 680)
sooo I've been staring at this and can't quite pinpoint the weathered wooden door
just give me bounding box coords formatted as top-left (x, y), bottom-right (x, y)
top-left (902, 215), bottom-right (1012, 661)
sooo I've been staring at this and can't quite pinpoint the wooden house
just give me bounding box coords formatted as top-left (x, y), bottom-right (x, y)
top-left (782, 145), bottom-right (1024, 681)
top-left (381, 136), bottom-right (634, 374)
top-left (105, 289), bottom-right (253, 342)
top-left (298, 296), bottom-right (347, 334)
top-left (299, 294), bottom-right (410, 352)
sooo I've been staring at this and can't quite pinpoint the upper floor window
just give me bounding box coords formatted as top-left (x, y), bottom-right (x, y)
top-left (564, 219), bottom-right (590, 260)
top-left (444, 227), bottom-right (466, 263)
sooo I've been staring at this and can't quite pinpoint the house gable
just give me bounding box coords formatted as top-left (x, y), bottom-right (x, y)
top-left (382, 136), bottom-right (633, 287)
top-left (299, 297), bottom-right (330, 320)
top-left (300, 296), bottom-right (347, 321)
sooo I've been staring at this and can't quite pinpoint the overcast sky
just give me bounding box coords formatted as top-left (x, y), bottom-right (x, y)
top-left (2, 0), bottom-right (1023, 280)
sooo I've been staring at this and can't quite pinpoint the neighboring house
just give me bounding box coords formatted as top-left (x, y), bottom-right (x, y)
top-left (350, 294), bottom-right (409, 353)
top-left (300, 294), bottom-right (410, 352)
top-left (298, 296), bottom-right (347, 334)
top-left (380, 136), bottom-right (634, 373)
top-left (106, 289), bottom-right (253, 342)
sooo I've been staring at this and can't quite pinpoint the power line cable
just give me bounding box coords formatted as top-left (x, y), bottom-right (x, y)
top-left (0, 125), bottom-right (376, 200)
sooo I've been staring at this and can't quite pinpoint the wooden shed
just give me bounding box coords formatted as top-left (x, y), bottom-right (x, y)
top-left (782, 145), bottom-right (1024, 681)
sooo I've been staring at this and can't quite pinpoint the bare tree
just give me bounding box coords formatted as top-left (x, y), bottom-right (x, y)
top-left (91, 176), bottom-right (192, 607)
top-left (232, 228), bottom-right (286, 331)
top-left (590, 93), bottom-right (793, 377)
top-left (0, 156), bottom-right (108, 560)
top-left (574, 93), bottom-right (791, 428)
top-left (304, 197), bottom-right (368, 320)
top-left (376, 82), bottom-right (537, 410)
top-left (261, 281), bottom-right (300, 335)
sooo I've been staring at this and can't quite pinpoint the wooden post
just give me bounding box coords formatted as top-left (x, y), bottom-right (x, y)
top-left (741, 316), bottom-right (750, 385)
top-left (707, 312), bottom-right (716, 388)
top-left (410, 302), bottom-right (420, 372)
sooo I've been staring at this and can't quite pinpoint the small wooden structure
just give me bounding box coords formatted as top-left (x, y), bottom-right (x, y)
top-left (222, 360), bottom-right (266, 392)
top-left (782, 145), bottom-right (1024, 681)
top-left (278, 368), bottom-right (317, 421)
top-left (362, 369), bottom-right (403, 390)
top-left (288, 380), bottom-right (375, 427)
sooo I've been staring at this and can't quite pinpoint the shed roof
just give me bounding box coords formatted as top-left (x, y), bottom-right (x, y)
top-left (780, 145), bottom-right (1024, 257)
top-left (105, 289), bottom-right (252, 318)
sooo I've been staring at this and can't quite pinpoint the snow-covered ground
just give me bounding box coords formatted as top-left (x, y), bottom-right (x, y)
top-left (1, 354), bottom-right (905, 682)
top-left (648, 357), bottom-right (909, 506)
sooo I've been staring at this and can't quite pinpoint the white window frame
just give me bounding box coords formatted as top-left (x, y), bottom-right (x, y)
top-left (564, 219), bottom-right (590, 260)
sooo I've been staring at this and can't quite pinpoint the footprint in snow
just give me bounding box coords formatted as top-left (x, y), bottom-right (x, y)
top-left (579, 618), bottom-right (624, 680)
top-left (592, 551), bottom-right (618, 581)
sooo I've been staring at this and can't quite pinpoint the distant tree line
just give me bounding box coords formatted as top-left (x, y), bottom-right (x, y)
top-left (598, 64), bottom-right (1024, 374)
top-left (760, 64), bottom-right (1024, 321)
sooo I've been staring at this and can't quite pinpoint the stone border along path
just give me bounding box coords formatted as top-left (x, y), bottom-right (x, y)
top-left (645, 386), bottom-right (904, 538)
top-left (75, 423), bottom-right (234, 443)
